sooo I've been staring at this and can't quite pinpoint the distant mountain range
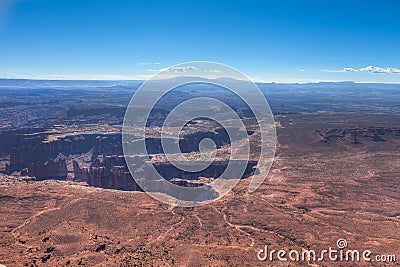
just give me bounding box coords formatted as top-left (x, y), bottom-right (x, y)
top-left (0, 79), bottom-right (143, 89)
top-left (0, 78), bottom-right (399, 90)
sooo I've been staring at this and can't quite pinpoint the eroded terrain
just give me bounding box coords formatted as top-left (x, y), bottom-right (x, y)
top-left (1, 112), bottom-right (399, 266)
top-left (0, 81), bottom-right (399, 266)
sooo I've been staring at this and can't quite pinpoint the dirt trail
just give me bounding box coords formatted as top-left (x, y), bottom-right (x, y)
top-left (11, 198), bottom-right (83, 238)
top-left (149, 208), bottom-right (186, 244)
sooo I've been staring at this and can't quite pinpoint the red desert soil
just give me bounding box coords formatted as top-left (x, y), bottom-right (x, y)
top-left (0, 114), bottom-right (399, 266)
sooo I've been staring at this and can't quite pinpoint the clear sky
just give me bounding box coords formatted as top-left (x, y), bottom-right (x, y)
top-left (1, 0), bottom-right (400, 83)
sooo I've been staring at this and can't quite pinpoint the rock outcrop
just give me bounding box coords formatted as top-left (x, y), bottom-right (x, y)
top-left (73, 154), bottom-right (257, 193)
top-left (25, 158), bottom-right (68, 180)
top-left (152, 160), bottom-right (257, 180)
top-left (73, 156), bottom-right (140, 191)
top-left (8, 133), bottom-right (120, 173)
top-left (317, 127), bottom-right (400, 144)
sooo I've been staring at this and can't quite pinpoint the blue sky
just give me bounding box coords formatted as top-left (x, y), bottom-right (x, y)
top-left (0, 0), bottom-right (400, 82)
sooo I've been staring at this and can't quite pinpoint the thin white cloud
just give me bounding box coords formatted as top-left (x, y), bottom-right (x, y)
top-left (323, 66), bottom-right (400, 74)
top-left (341, 67), bottom-right (358, 72)
top-left (322, 67), bottom-right (358, 73)
top-left (204, 69), bottom-right (223, 74)
top-left (360, 66), bottom-right (400, 74)
top-left (161, 66), bottom-right (198, 73)
top-left (136, 62), bottom-right (161, 66)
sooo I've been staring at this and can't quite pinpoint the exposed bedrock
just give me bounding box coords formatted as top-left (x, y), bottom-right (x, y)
top-left (93, 135), bottom-right (122, 156)
top-left (317, 126), bottom-right (400, 144)
top-left (0, 128), bottom-right (45, 156)
top-left (73, 153), bottom-right (257, 192)
top-left (152, 160), bottom-right (257, 180)
top-left (8, 133), bottom-right (121, 173)
top-left (73, 156), bottom-right (140, 191)
top-left (24, 157), bottom-right (68, 180)
top-left (179, 128), bottom-right (230, 153)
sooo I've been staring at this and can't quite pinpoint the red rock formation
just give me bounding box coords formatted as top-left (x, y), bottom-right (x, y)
top-left (27, 158), bottom-right (68, 180)
top-left (73, 161), bottom-right (89, 182)
top-left (20, 168), bottom-right (29, 176)
top-left (9, 134), bottom-right (102, 173)
top-left (73, 156), bottom-right (140, 191)
top-left (10, 146), bottom-right (31, 172)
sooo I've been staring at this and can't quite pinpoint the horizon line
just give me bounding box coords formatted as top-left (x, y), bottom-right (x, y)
top-left (1, 77), bottom-right (400, 85)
